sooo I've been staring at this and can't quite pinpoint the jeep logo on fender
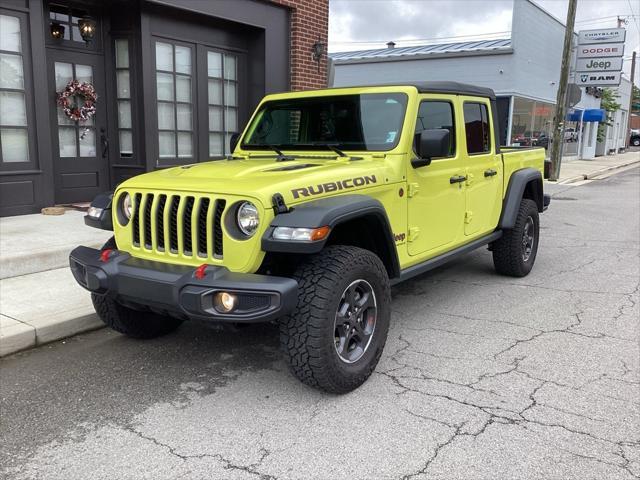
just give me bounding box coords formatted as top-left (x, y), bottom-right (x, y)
top-left (291, 175), bottom-right (377, 199)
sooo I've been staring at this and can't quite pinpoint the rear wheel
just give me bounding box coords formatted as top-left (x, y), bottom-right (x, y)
top-left (279, 246), bottom-right (391, 394)
top-left (492, 198), bottom-right (540, 277)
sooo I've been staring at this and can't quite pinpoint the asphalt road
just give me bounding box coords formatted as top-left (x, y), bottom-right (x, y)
top-left (1, 167), bottom-right (639, 480)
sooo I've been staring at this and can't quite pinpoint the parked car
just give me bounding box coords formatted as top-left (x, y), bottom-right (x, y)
top-left (564, 127), bottom-right (578, 142)
top-left (630, 133), bottom-right (640, 147)
top-left (70, 82), bottom-right (549, 393)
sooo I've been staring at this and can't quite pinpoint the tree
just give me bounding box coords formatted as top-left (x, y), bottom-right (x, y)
top-left (597, 88), bottom-right (622, 143)
top-left (631, 84), bottom-right (640, 113)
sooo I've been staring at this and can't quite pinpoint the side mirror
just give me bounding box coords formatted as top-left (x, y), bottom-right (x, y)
top-left (229, 132), bottom-right (241, 153)
top-left (412, 129), bottom-right (451, 168)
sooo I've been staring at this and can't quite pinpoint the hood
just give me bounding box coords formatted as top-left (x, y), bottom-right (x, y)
top-left (119, 156), bottom-right (391, 207)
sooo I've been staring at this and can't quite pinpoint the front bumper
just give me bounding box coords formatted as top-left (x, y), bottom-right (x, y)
top-left (69, 246), bottom-right (298, 323)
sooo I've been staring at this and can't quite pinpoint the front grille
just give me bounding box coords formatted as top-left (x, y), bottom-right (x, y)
top-left (131, 193), bottom-right (227, 260)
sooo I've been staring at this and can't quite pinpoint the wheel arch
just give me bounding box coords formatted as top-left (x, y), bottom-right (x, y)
top-left (498, 168), bottom-right (543, 230)
top-left (261, 194), bottom-right (400, 279)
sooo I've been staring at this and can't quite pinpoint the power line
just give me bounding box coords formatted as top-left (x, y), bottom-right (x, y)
top-left (627, 0), bottom-right (640, 38)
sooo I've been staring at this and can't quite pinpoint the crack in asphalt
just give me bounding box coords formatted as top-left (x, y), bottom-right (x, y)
top-left (123, 425), bottom-right (278, 480)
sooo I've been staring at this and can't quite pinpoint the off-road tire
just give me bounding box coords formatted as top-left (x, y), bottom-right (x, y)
top-left (492, 198), bottom-right (539, 277)
top-left (280, 245), bottom-right (391, 394)
top-left (91, 294), bottom-right (183, 339)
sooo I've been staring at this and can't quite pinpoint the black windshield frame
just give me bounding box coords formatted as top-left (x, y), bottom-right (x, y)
top-left (241, 93), bottom-right (409, 152)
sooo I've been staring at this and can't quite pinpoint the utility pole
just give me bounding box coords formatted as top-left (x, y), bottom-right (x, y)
top-left (549, 0), bottom-right (578, 181)
top-left (626, 50), bottom-right (636, 147)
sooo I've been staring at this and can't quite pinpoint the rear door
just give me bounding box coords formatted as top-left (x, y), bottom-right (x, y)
top-left (461, 99), bottom-right (502, 236)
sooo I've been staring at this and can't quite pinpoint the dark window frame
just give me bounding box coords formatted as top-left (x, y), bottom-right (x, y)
top-left (152, 36), bottom-right (197, 166)
top-left (112, 36), bottom-right (136, 161)
top-left (463, 101), bottom-right (492, 155)
top-left (413, 99), bottom-right (457, 159)
top-left (0, 8), bottom-right (37, 171)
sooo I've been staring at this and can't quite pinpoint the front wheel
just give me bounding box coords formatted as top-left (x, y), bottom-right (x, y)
top-left (279, 246), bottom-right (391, 394)
top-left (92, 294), bottom-right (183, 339)
top-left (492, 198), bottom-right (540, 277)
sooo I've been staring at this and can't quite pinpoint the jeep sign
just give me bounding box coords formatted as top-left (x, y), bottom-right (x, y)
top-left (577, 43), bottom-right (625, 58)
top-left (576, 57), bottom-right (623, 72)
top-left (578, 28), bottom-right (626, 45)
top-left (577, 71), bottom-right (622, 86)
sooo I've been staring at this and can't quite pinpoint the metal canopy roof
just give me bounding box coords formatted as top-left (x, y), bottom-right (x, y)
top-left (330, 38), bottom-right (512, 63)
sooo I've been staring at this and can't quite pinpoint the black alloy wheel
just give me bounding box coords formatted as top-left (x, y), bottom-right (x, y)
top-left (334, 279), bottom-right (377, 363)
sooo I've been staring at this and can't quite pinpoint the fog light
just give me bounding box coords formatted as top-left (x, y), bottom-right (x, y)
top-left (213, 292), bottom-right (237, 313)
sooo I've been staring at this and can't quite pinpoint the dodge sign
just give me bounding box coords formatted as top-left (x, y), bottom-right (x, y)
top-left (577, 43), bottom-right (625, 58)
top-left (577, 71), bottom-right (622, 86)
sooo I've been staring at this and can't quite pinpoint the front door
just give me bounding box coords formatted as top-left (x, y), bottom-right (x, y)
top-left (407, 97), bottom-right (466, 257)
top-left (49, 50), bottom-right (108, 204)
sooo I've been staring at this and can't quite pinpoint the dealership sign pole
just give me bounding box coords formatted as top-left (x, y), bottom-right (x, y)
top-left (549, 0), bottom-right (578, 181)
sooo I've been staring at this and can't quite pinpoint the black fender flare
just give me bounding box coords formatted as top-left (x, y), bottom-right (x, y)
top-left (261, 194), bottom-right (400, 278)
top-left (84, 191), bottom-right (114, 231)
top-left (498, 168), bottom-right (543, 229)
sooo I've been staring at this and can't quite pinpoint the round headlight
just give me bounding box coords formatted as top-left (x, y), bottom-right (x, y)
top-left (121, 193), bottom-right (133, 219)
top-left (236, 201), bottom-right (259, 236)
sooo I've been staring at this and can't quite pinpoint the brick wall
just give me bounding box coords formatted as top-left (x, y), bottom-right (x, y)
top-left (270, 0), bottom-right (329, 91)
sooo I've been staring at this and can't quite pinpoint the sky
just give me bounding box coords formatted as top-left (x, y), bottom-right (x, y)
top-left (328, 0), bottom-right (640, 81)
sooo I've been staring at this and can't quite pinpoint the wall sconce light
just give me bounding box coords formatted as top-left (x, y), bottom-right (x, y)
top-left (50, 22), bottom-right (65, 40)
top-left (311, 37), bottom-right (326, 73)
top-left (78, 16), bottom-right (97, 44)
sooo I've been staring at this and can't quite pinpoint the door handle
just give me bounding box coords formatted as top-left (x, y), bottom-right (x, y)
top-left (100, 128), bottom-right (108, 158)
top-left (449, 175), bottom-right (467, 184)
top-left (484, 169), bottom-right (497, 177)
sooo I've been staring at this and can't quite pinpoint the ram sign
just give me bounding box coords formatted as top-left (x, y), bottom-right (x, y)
top-left (576, 57), bottom-right (623, 72)
top-left (577, 71), bottom-right (622, 86)
top-left (577, 43), bottom-right (625, 58)
top-left (578, 28), bottom-right (626, 44)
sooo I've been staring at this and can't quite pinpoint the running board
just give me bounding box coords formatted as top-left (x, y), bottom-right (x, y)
top-left (391, 231), bottom-right (502, 286)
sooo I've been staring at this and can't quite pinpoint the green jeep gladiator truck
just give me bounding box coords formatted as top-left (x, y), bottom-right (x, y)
top-left (70, 82), bottom-right (549, 393)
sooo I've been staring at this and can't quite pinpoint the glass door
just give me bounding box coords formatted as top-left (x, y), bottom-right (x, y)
top-left (48, 50), bottom-right (108, 204)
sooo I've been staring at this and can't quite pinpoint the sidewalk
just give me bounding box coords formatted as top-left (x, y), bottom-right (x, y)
top-left (1, 150), bottom-right (639, 357)
top-left (553, 149), bottom-right (640, 184)
top-left (1, 210), bottom-right (110, 356)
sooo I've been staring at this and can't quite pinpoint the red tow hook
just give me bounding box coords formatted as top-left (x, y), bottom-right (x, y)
top-left (100, 248), bottom-right (114, 263)
top-left (194, 264), bottom-right (209, 279)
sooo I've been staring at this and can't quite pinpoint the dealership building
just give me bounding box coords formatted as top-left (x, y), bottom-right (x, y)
top-left (0, 0), bottom-right (329, 216)
top-left (330, 0), bottom-right (632, 160)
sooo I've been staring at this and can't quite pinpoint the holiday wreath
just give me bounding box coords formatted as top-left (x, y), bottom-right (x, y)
top-left (56, 80), bottom-right (98, 122)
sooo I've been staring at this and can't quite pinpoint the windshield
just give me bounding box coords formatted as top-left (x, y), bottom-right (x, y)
top-left (242, 93), bottom-right (408, 152)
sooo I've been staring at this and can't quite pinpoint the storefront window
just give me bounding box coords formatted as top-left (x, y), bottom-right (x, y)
top-left (510, 96), bottom-right (553, 155)
top-left (0, 14), bottom-right (29, 163)
top-left (155, 41), bottom-right (194, 160)
top-left (207, 50), bottom-right (238, 156)
top-left (115, 39), bottom-right (133, 157)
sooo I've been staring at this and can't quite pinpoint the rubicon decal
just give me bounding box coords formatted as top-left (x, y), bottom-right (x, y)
top-left (291, 175), bottom-right (377, 199)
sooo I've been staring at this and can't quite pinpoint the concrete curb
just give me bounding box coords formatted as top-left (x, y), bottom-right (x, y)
top-left (0, 241), bottom-right (106, 280)
top-left (0, 268), bottom-right (104, 357)
top-left (555, 158), bottom-right (640, 185)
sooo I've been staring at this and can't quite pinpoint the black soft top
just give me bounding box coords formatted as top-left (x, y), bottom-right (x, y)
top-left (379, 81), bottom-right (496, 100)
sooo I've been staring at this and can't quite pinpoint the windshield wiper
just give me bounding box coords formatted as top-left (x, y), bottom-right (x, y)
top-left (245, 144), bottom-right (296, 161)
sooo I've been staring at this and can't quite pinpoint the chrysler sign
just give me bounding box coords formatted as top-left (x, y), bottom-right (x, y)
top-left (577, 72), bottom-right (622, 86)
top-left (576, 57), bottom-right (623, 72)
top-left (577, 43), bottom-right (625, 58)
top-left (578, 28), bottom-right (626, 44)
